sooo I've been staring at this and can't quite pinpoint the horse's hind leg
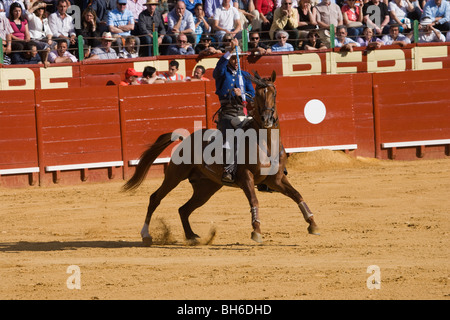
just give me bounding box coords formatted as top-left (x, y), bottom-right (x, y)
top-left (141, 166), bottom-right (187, 246)
top-left (265, 174), bottom-right (319, 235)
top-left (179, 176), bottom-right (222, 241)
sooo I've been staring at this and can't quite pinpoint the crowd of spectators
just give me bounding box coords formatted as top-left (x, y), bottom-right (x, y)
top-left (118, 60), bottom-right (209, 85)
top-left (1, 0), bottom-right (450, 65)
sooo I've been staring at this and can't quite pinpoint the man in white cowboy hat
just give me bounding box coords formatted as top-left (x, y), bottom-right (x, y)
top-left (138, 0), bottom-right (173, 56)
top-left (91, 32), bottom-right (119, 59)
top-left (418, 16), bottom-right (446, 43)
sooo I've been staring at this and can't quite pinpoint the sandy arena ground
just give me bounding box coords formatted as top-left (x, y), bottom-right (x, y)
top-left (0, 150), bottom-right (449, 300)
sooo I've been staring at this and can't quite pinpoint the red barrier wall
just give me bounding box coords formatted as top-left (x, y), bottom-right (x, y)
top-left (35, 86), bottom-right (123, 185)
top-left (373, 68), bottom-right (450, 160)
top-left (0, 90), bottom-right (39, 187)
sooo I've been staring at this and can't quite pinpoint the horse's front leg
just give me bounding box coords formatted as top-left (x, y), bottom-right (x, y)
top-left (298, 200), bottom-right (319, 235)
top-left (238, 170), bottom-right (262, 243)
top-left (266, 174), bottom-right (319, 235)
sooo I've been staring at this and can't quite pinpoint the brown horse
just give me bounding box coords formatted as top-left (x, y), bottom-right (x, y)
top-left (123, 71), bottom-right (319, 246)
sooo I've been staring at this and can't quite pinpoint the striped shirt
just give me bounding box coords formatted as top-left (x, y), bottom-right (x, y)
top-left (107, 9), bottom-right (134, 37)
top-left (91, 46), bottom-right (118, 60)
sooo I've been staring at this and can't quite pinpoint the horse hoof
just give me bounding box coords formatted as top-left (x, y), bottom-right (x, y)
top-left (307, 225), bottom-right (320, 235)
top-left (186, 238), bottom-right (200, 246)
top-left (142, 237), bottom-right (153, 247)
top-left (251, 231), bottom-right (263, 243)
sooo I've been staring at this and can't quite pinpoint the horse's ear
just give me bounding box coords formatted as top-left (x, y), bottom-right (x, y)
top-left (271, 70), bottom-right (276, 83)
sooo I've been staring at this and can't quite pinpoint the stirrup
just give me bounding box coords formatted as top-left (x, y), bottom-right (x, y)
top-left (221, 171), bottom-right (234, 184)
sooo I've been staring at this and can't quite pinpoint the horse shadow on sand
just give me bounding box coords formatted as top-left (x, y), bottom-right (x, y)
top-left (0, 239), bottom-right (300, 252)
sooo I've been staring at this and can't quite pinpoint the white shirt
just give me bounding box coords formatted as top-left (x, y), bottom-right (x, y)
top-left (334, 37), bottom-right (360, 47)
top-left (127, 0), bottom-right (146, 21)
top-left (388, 0), bottom-right (408, 22)
top-left (48, 50), bottom-right (77, 63)
top-left (48, 11), bottom-right (76, 38)
top-left (26, 11), bottom-right (53, 40)
top-left (418, 30), bottom-right (445, 43)
top-left (213, 5), bottom-right (240, 31)
top-left (0, 14), bottom-right (14, 39)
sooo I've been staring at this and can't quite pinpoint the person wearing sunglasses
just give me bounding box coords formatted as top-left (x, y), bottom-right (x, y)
top-left (166, 33), bottom-right (195, 55)
top-left (217, 33), bottom-right (234, 52)
top-left (299, 29), bottom-right (327, 51)
top-left (269, 0), bottom-right (299, 49)
top-left (247, 31), bottom-right (271, 55)
top-left (271, 29), bottom-right (294, 52)
top-left (108, 0), bottom-right (140, 54)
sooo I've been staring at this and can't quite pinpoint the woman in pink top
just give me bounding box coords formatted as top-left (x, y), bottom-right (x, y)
top-left (8, 2), bottom-right (30, 52)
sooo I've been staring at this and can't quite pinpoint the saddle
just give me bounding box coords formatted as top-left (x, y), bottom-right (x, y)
top-left (230, 115), bottom-right (253, 129)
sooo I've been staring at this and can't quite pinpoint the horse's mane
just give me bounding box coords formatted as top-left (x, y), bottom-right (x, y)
top-left (245, 71), bottom-right (273, 88)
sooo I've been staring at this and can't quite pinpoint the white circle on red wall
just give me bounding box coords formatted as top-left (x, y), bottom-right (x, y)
top-left (304, 99), bottom-right (326, 124)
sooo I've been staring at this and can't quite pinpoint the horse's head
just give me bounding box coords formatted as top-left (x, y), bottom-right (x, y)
top-left (248, 71), bottom-right (278, 129)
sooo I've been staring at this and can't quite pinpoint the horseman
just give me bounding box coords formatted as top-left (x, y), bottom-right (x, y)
top-left (213, 38), bottom-right (255, 184)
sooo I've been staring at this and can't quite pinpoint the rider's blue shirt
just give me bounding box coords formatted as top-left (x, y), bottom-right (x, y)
top-left (213, 51), bottom-right (255, 102)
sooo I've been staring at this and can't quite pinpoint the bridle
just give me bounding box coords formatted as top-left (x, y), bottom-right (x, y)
top-left (256, 83), bottom-right (278, 127)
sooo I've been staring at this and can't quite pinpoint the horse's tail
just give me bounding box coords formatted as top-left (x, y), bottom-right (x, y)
top-left (122, 132), bottom-right (174, 191)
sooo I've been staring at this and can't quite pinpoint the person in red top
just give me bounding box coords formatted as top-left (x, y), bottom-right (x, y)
top-left (341, 0), bottom-right (364, 38)
top-left (254, 0), bottom-right (275, 38)
top-left (120, 68), bottom-right (142, 86)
